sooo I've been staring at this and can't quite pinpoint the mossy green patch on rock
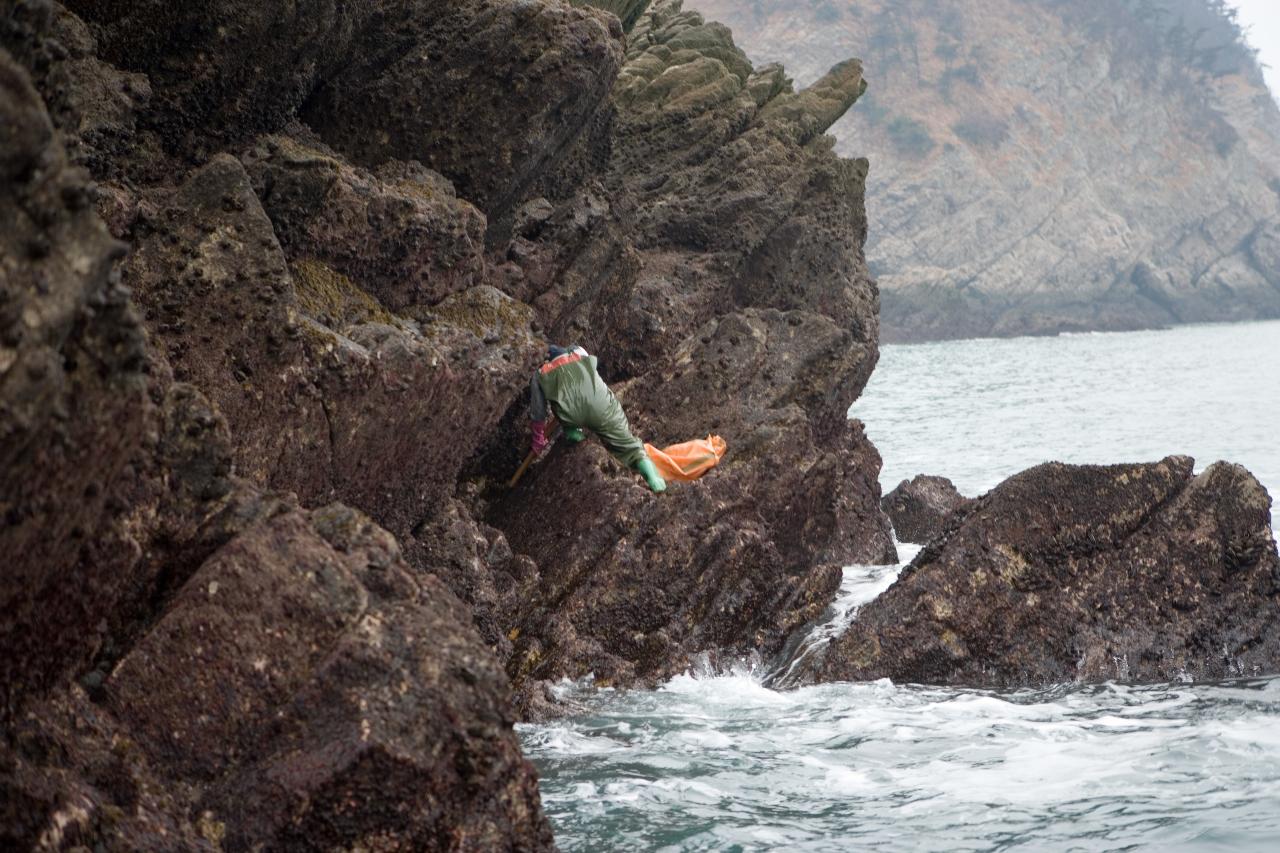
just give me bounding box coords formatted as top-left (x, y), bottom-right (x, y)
top-left (429, 285), bottom-right (535, 348)
top-left (290, 258), bottom-right (399, 329)
top-left (245, 140), bottom-right (487, 313)
top-left (263, 133), bottom-right (343, 175)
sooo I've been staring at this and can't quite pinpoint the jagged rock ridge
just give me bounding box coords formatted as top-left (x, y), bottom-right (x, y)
top-left (693, 0), bottom-right (1280, 341)
top-left (485, 1), bottom-right (895, 712)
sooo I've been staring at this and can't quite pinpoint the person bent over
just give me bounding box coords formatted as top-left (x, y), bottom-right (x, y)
top-left (529, 345), bottom-right (666, 493)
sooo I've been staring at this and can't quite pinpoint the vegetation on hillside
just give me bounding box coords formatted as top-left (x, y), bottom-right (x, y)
top-left (1049, 0), bottom-right (1264, 83)
top-left (735, 1), bottom-right (1265, 160)
top-left (1047, 0), bottom-right (1262, 157)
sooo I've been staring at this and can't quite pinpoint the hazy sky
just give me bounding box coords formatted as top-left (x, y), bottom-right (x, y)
top-left (1232, 0), bottom-right (1280, 100)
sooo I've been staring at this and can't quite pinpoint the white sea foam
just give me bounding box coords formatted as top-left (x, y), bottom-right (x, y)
top-left (771, 542), bottom-right (918, 684)
top-left (526, 674), bottom-right (1280, 851)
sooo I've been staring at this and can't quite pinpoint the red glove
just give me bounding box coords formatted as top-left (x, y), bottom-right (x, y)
top-left (531, 420), bottom-right (550, 456)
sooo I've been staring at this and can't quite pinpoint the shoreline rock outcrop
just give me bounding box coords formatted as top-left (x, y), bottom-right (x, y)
top-left (478, 0), bottom-right (896, 712)
top-left (3, 0), bottom-right (891, 844)
top-left (5, 1), bottom-right (1280, 846)
top-left (2, 17), bottom-right (554, 842)
top-left (783, 457), bottom-right (1280, 689)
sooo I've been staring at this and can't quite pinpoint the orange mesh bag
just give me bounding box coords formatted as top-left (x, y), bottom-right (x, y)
top-left (643, 435), bottom-right (727, 482)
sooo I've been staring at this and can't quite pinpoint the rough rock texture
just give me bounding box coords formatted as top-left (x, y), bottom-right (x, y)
top-left (120, 152), bottom-right (535, 539)
top-left (0, 42), bottom-right (147, 716)
top-left (3, 0), bottom-right (896, 844)
top-left (3, 501), bottom-right (553, 851)
top-left (402, 497), bottom-right (538, 668)
top-left (2, 1), bottom-right (158, 180)
top-left (785, 457), bottom-right (1280, 688)
top-left (302, 0), bottom-right (627, 224)
top-left (693, 0), bottom-right (1280, 340)
top-left (573, 0), bottom-right (652, 32)
top-left (64, 0), bottom-right (378, 154)
top-left (881, 474), bottom-right (973, 545)
top-left (479, 0), bottom-right (896, 712)
top-left (10, 0), bottom-right (1280, 845)
top-left (2, 7), bottom-right (553, 847)
top-left (242, 131), bottom-right (489, 314)
top-left (3, 687), bottom-right (214, 850)
top-left (111, 504), bottom-right (551, 851)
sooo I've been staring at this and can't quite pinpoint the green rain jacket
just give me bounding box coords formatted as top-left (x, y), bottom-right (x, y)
top-left (529, 346), bottom-right (647, 468)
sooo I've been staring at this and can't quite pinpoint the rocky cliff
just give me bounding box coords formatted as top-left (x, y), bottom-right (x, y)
top-left (1, 0), bottom-right (889, 846)
top-left (6, 1), bottom-right (1277, 847)
top-left (693, 0), bottom-right (1280, 341)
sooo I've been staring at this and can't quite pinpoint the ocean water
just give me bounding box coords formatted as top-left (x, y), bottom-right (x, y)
top-left (859, 320), bottom-right (1280, 506)
top-left (521, 321), bottom-right (1280, 851)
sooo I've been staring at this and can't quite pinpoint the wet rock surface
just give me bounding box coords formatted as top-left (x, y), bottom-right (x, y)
top-left (785, 457), bottom-right (1280, 689)
top-left (881, 474), bottom-right (973, 545)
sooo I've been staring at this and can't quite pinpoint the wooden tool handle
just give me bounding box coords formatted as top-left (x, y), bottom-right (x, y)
top-left (508, 450), bottom-right (537, 489)
top-left (508, 421), bottom-right (562, 489)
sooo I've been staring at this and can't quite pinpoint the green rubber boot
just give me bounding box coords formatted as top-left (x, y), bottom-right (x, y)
top-left (634, 457), bottom-right (667, 493)
top-left (563, 426), bottom-right (586, 444)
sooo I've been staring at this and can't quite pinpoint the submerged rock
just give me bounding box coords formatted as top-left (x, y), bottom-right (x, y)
top-left (784, 457), bottom-right (1280, 688)
top-left (881, 475), bottom-right (973, 544)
